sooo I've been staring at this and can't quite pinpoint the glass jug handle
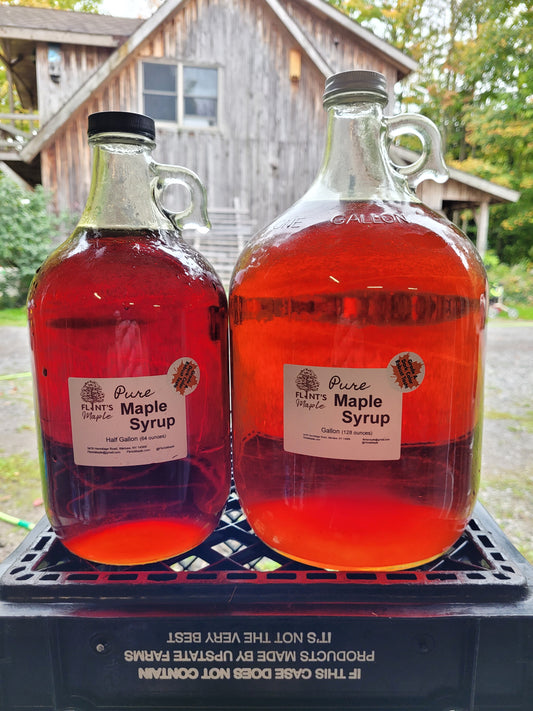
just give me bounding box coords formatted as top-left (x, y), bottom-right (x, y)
top-left (385, 114), bottom-right (449, 188)
top-left (152, 163), bottom-right (211, 233)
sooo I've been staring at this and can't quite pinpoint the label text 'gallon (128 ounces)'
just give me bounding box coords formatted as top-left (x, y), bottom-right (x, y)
top-left (230, 73), bottom-right (487, 571)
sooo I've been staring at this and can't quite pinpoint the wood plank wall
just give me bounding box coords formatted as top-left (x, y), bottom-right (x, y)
top-left (285, 0), bottom-right (399, 108)
top-left (36, 43), bottom-right (114, 125)
top-left (40, 0), bottom-right (404, 231)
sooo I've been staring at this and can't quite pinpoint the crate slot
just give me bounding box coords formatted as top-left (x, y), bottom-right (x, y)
top-left (386, 573), bottom-right (418, 581)
top-left (107, 573), bottom-right (138, 581)
top-left (0, 498), bottom-right (527, 604)
top-left (346, 572), bottom-right (378, 581)
top-left (478, 534), bottom-right (495, 548)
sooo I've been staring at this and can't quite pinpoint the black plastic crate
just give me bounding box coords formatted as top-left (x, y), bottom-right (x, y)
top-left (0, 495), bottom-right (532, 710)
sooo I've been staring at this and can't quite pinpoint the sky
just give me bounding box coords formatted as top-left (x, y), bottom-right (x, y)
top-left (99, 0), bottom-right (157, 18)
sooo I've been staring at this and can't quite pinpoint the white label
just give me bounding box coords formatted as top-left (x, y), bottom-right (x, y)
top-left (283, 364), bottom-right (402, 461)
top-left (68, 358), bottom-right (199, 467)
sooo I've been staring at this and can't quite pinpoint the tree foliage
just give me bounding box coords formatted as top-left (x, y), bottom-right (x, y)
top-left (0, 0), bottom-right (102, 11)
top-left (328, 0), bottom-right (533, 264)
top-left (0, 174), bottom-right (58, 307)
top-left (0, 0), bottom-right (103, 122)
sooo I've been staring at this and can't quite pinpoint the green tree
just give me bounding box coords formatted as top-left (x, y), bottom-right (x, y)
top-left (0, 0), bottom-right (101, 306)
top-left (0, 173), bottom-right (59, 306)
top-left (0, 0), bottom-right (103, 124)
top-left (0, 0), bottom-right (102, 11)
top-left (328, 0), bottom-right (533, 264)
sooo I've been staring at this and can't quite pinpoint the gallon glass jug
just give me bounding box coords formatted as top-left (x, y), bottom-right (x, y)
top-left (28, 111), bottom-right (230, 565)
top-left (229, 71), bottom-right (487, 571)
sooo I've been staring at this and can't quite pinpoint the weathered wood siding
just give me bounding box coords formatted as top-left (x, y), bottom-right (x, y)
top-left (36, 43), bottom-right (114, 125)
top-left (145, 0), bottom-right (329, 231)
top-left (40, 55), bottom-right (141, 215)
top-left (284, 0), bottom-right (399, 104)
top-left (40, 0), bottom-right (404, 229)
top-left (418, 177), bottom-right (497, 212)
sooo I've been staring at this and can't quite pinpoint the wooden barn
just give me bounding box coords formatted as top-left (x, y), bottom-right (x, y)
top-left (0, 0), bottom-right (519, 282)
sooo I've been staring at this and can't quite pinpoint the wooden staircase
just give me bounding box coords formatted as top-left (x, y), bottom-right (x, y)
top-left (183, 200), bottom-right (255, 289)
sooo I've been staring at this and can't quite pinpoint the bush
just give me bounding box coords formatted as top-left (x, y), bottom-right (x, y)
top-left (484, 250), bottom-right (533, 307)
top-left (0, 174), bottom-right (61, 307)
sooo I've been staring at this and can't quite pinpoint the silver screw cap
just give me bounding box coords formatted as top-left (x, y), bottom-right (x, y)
top-left (323, 70), bottom-right (389, 104)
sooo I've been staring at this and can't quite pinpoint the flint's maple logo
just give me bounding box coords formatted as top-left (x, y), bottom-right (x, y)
top-left (294, 368), bottom-right (327, 407)
top-left (79, 380), bottom-right (113, 419)
top-left (295, 368), bottom-right (320, 393)
top-left (80, 380), bottom-right (104, 404)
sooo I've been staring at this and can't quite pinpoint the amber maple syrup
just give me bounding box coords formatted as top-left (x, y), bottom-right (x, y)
top-left (230, 102), bottom-right (487, 572)
top-left (28, 114), bottom-right (230, 565)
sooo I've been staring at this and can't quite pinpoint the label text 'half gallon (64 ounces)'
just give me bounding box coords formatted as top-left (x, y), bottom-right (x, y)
top-left (28, 112), bottom-right (230, 565)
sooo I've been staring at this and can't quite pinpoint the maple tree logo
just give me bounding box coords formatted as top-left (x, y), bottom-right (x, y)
top-left (295, 368), bottom-right (320, 393)
top-left (170, 358), bottom-right (200, 396)
top-left (388, 352), bottom-right (425, 392)
top-left (80, 380), bottom-right (105, 404)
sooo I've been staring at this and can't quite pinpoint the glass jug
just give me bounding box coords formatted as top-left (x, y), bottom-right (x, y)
top-left (229, 71), bottom-right (487, 571)
top-left (28, 111), bottom-right (230, 565)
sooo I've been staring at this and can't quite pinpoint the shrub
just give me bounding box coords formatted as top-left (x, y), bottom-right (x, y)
top-left (484, 250), bottom-right (533, 307)
top-left (0, 174), bottom-right (61, 307)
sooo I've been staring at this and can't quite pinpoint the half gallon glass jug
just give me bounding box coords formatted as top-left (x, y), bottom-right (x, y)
top-left (28, 111), bottom-right (230, 565)
top-left (229, 71), bottom-right (487, 570)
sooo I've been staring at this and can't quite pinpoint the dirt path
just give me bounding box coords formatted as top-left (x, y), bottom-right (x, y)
top-left (479, 323), bottom-right (533, 559)
top-left (0, 327), bottom-right (35, 459)
top-left (0, 322), bottom-right (532, 560)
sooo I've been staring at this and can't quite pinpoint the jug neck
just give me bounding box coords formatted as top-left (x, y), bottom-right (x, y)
top-left (80, 132), bottom-right (171, 231)
top-left (305, 97), bottom-right (416, 203)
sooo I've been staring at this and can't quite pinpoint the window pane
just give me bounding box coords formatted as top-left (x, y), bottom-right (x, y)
top-left (184, 97), bottom-right (217, 118)
top-left (183, 67), bottom-right (217, 98)
top-left (144, 93), bottom-right (177, 122)
top-left (143, 62), bottom-right (176, 93)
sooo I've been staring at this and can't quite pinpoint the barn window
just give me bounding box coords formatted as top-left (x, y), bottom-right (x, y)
top-left (142, 61), bottom-right (218, 128)
top-left (142, 62), bottom-right (178, 122)
top-left (183, 66), bottom-right (218, 127)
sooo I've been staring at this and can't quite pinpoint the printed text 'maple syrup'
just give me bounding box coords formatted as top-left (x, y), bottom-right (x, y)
top-left (231, 197), bottom-right (486, 571)
top-left (28, 112), bottom-right (230, 565)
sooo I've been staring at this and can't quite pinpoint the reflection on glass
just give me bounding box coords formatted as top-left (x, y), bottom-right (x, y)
top-left (183, 67), bottom-right (218, 127)
top-left (143, 63), bottom-right (176, 92)
top-left (142, 62), bottom-right (178, 122)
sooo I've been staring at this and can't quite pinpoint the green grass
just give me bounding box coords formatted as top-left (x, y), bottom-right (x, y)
top-left (0, 307), bottom-right (27, 327)
top-left (514, 303), bottom-right (533, 320)
top-left (480, 466), bottom-right (533, 563)
top-left (488, 302), bottom-right (533, 321)
top-left (485, 408), bottom-right (533, 433)
top-left (0, 453), bottom-right (41, 522)
top-left (0, 453), bottom-right (39, 483)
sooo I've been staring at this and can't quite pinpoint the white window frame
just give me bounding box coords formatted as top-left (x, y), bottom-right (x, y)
top-left (140, 59), bottom-right (220, 131)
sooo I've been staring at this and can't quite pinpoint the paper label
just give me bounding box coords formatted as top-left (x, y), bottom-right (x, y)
top-left (283, 364), bottom-right (403, 461)
top-left (68, 358), bottom-right (200, 467)
top-left (387, 351), bottom-right (425, 392)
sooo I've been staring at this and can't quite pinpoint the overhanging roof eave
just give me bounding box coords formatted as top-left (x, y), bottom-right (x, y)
top-left (21, 0), bottom-right (418, 162)
top-left (296, 0), bottom-right (417, 76)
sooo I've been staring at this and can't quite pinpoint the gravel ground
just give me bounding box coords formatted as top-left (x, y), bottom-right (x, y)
top-left (0, 322), bottom-right (532, 561)
top-left (0, 327), bottom-right (35, 458)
